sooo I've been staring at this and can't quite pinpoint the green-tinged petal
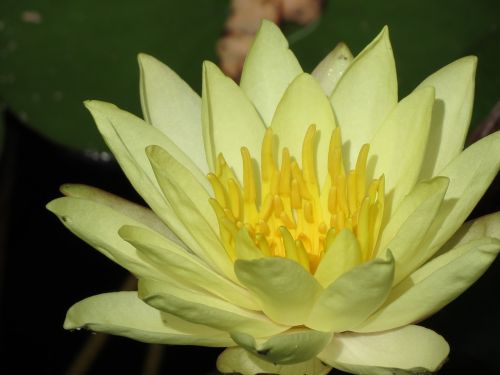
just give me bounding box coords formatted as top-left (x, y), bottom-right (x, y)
top-left (147, 145), bottom-right (235, 280)
top-left (235, 228), bottom-right (265, 261)
top-left (307, 251), bottom-right (394, 332)
top-left (438, 211), bottom-right (500, 254)
top-left (312, 42), bottom-right (353, 96)
top-left (235, 257), bottom-right (323, 326)
top-left (217, 347), bottom-right (332, 375)
top-left (231, 328), bottom-right (332, 365)
top-left (318, 325), bottom-right (449, 374)
top-left (119, 225), bottom-right (259, 311)
top-left (376, 177), bottom-right (449, 284)
top-left (46, 197), bottom-right (164, 281)
top-left (271, 73), bottom-right (337, 184)
top-left (138, 278), bottom-right (288, 337)
top-left (330, 26), bottom-right (397, 168)
top-left (369, 87), bottom-right (435, 214)
top-left (405, 131), bottom-right (500, 274)
top-left (138, 53), bottom-right (208, 173)
top-left (357, 238), bottom-right (500, 333)
top-left (65, 291), bottom-right (233, 347)
top-left (314, 229), bottom-right (362, 288)
top-left (202, 61), bottom-right (266, 179)
top-left (240, 20), bottom-right (302, 126)
top-left (60, 183), bottom-right (181, 246)
top-left (417, 57), bottom-right (477, 179)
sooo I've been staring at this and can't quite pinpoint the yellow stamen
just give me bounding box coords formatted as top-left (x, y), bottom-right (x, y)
top-left (209, 126), bottom-right (385, 273)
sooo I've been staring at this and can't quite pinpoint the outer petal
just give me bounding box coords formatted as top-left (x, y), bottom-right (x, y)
top-left (231, 328), bottom-right (332, 365)
top-left (119, 225), bottom-right (259, 311)
top-left (202, 61), bottom-right (266, 178)
top-left (235, 257), bottom-right (323, 326)
top-left (46, 197), bottom-right (165, 281)
top-left (60, 183), bottom-right (181, 245)
top-left (357, 237), bottom-right (500, 332)
top-left (417, 56), bottom-right (477, 179)
top-left (147, 145), bottom-right (235, 280)
top-left (330, 26), bottom-right (397, 168)
top-left (138, 278), bottom-right (288, 337)
top-left (369, 87), bottom-right (435, 214)
top-left (64, 291), bottom-right (233, 347)
top-left (271, 73), bottom-right (338, 184)
top-left (240, 20), bottom-right (302, 125)
top-left (312, 42), bottom-right (353, 96)
top-left (405, 131), bottom-right (500, 275)
top-left (138, 53), bottom-right (208, 173)
top-left (217, 347), bottom-right (331, 375)
top-left (306, 251), bottom-right (394, 332)
top-left (318, 325), bottom-right (449, 374)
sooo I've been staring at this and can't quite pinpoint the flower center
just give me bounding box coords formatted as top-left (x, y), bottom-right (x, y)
top-left (208, 125), bottom-right (385, 273)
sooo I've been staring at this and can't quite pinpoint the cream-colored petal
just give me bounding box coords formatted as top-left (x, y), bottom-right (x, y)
top-left (119, 224), bottom-right (259, 311)
top-left (376, 177), bottom-right (449, 284)
top-left (64, 291), bottom-right (233, 347)
top-left (147, 145), bottom-right (235, 280)
top-left (357, 237), bottom-right (500, 333)
top-left (369, 87), bottom-right (435, 214)
top-left (318, 325), bottom-right (449, 374)
top-left (314, 229), bottom-right (362, 288)
top-left (202, 61), bottom-right (266, 178)
top-left (231, 327), bottom-right (332, 365)
top-left (330, 26), bottom-right (397, 168)
top-left (240, 20), bottom-right (302, 125)
top-left (217, 347), bottom-right (332, 375)
top-left (235, 228), bottom-right (265, 261)
top-left (271, 73), bottom-right (337, 184)
top-left (404, 131), bottom-right (500, 275)
top-left (138, 278), bottom-right (288, 338)
top-left (417, 56), bottom-right (477, 179)
top-left (138, 53), bottom-right (208, 173)
top-left (60, 183), bottom-right (182, 246)
top-left (235, 257), bottom-right (323, 326)
top-left (312, 42), bottom-right (353, 96)
top-left (46, 197), bottom-right (164, 281)
top-left (307, 251), bottom-right (394, 332)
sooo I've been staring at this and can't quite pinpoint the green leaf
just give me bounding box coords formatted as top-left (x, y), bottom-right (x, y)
top-left (65, 291), bottom-right (234, 347)
top-left (240, 20), bottom-right (303, 126)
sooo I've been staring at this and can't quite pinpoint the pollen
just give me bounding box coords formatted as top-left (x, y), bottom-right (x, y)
top-left (208, 125), bottom-right (385, 273)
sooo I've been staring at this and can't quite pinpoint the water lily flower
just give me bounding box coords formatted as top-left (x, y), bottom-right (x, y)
top-left (47, 21), bottom-right (500, 375)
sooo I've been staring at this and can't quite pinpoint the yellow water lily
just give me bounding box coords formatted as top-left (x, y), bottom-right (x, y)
top-left (47, 21), bottom-right (500, 375)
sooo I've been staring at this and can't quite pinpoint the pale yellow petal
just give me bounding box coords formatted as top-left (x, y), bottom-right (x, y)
top-left (312, 42), bottom-right (353, 96)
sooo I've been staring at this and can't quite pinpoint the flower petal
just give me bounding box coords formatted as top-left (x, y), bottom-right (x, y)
top-left (60, 183), bottom-right (181, 245)
top-left (318, 325), bottom-right (449, 374)
top-left (138, 53), bottom-right (208, 173)
top-left (202, 61), bottom-right (266, 178)
top-left (138, 278), bottom-right (288, 337)
top-left (271, 73), bottom-right (338, 184)
top-left (46, 197), bottom-right (164, 281)
top-left (306, 251), bottom-right (394, 332)
top-left (217, 346), bottom-right (332, 375)
top-left (357, 237), bottom-right (500, 332)
top-left (240, 20), bottom-right (302, 126)
top-left (417, 56), bottom-right (477, 179)
top-left (147, 145), bottom-right (235, 280)
top-left (312, 42), bottom-right (353, 96)
top-left (314, 229), bottom-right (362, 288)
top-left (406, 131), bottom-right (500, 273)
top-left (64, 291), bottom-right (233, 346)
top-left (330, 26), bottom-right (397, 167)
top-left (231, 327), bottom-right (332, 365)
top-left (376, 177), bottom-right (449, 284)
top-left (369, 87), bottom-right (435, 214)
top-left (235, 257), bottom-right (323, 326)
top-left (119, 224), bottom-right (259, 311)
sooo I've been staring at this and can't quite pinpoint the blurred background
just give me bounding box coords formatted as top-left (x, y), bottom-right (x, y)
top-left (0, 0), bottom-right (499, 374)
